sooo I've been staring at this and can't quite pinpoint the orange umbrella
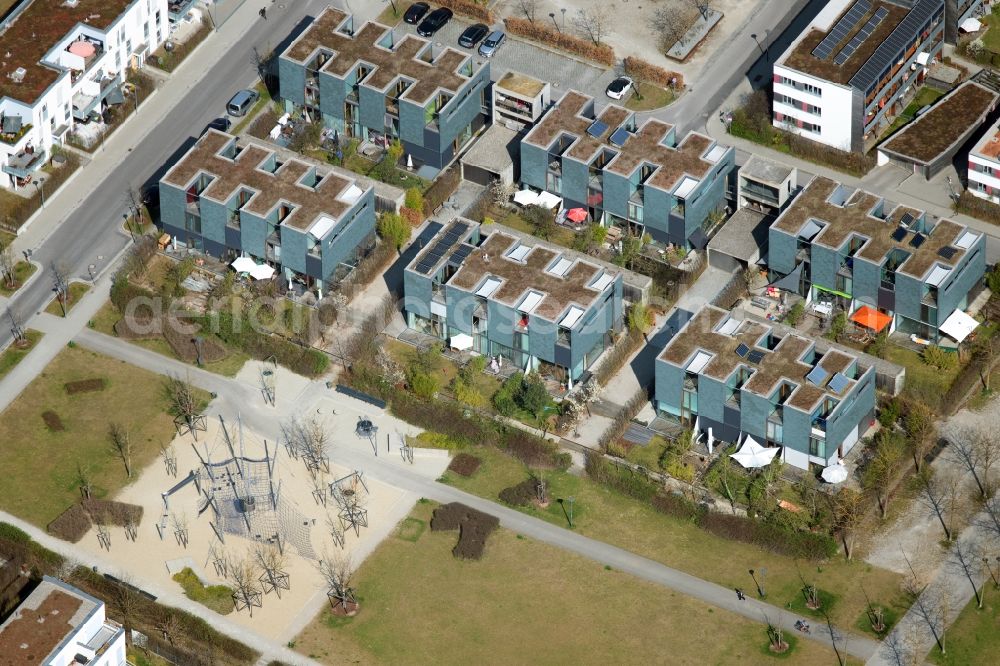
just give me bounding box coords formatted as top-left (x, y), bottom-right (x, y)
top-left (850, 306), bottom-right (891, 332)
top-left (566, 207), bottom-right (588, 223)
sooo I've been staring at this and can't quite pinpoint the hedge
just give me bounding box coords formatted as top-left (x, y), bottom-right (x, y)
top-left (623, 56), bottom-right (685, 89)
top-left (434, 0), bottom-right (493, 23)
top-left (203, 310), bottom-right (328, 377)
top-left (504, 17), bottom-right (615, 66)
top-left (423, 165), bottom-right (461, 216)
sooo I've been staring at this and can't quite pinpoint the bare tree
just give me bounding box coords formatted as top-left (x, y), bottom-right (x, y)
top-left (123, 185), bottom-right (147, 236)
top-left (488, 179), bottom-right (515, 207)
top-left (281, 415), bottom-right (330, 475)
top-left (918, 469), bottom-right (960, 542)
top-left (51, 261), bottom-right (69, 316)
top-left (515, 0), bottom-right (538, 22)
top-left (862, 430), bottom-right (906, 518)
top-left (830, 488), bottom-right (866, 559)
top-left (0, 239), bottom-right (15, 289)
top-left (950, 539), bottom-right (985, 608)
top-left (108, 422), bottom-right (132, 478)
top-left (255, 544), bottom-right (290, 598)
top-left (573, 7), bottom-right (611, 45)
top-left (317, 550), bottom-right (357, 613)
top-left (227, 555), bottom-right (263, 617)
top-left (76, 462), bottom-right (93, 500)
top-left (651, 3), bottom-right (700, 53)
top-left (903, 402), bottom-right (935, 473)
top-left (107, 574), bottom-right (144, 648)
top-left (6, 307), bottom-right (25, 344)
top-left (164, 374), bottom-right (206, 439)
top-left (980, 494), bottom-right (1000, 540)
top-left (948, 426), bottom-right (999, 499)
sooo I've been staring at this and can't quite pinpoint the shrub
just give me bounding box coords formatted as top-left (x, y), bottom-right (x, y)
top-left (492, 372), bottom-right (523, 416)
top-left (828, 312), bottom-right (848, 340)
top-left (377, 212), bottom-right (410, 251)
top-left (430, 502), bottom-right (500, 560)
top-left (519, 373), bottom-right (550, 418)
top-left (172, 567), bottom-right (235, 615)
top-left (390, 392), bottom-right (500, 448)
top-left (404, 187), bottom-right (424, 212)
top-left (434, 0), bottom-right (493, 22)
top-left (784, 301), bottom-right (805, 326)
top-left (447, 453), bottom-right (481, 477)
top-left (622, 56), bottom-right (685, 89)
top-left (408, 368), bottom-right (439, 399)
top-left (64, 378), bottom-right (107, 395)
top-left (664, 457), bottom-right (695, 483)
top-left (593, 331), bottom-right (643, 385)
top-left (400, 206), bottom-right (423, 226)
top-left (47, 504), bottom-right (91, 542)
top-left (452, 378), bottom-right (486, 408)
top-left (414, 431), bottom-right (467, 450)
top-left (866, 329), bottom-right (889, 359)
top-left (585, 453), bottom-right (659, 502)
top-left (598, 388), bottom-right (649, 451)
top-left (878, 398), bottom-right (902, 427)
top-left (504, 17), bottom-right (615, 65)
top-left (499, 478), bottom-right (538, 506)
top-left (502, 429), bottom-right (568, 469)
top-left (41, 411), bottom-right (64, 432)
top-left (627, 303), bottom-right (652, 335)
top-left (922, 344), bottom-right (956, 370)
top-left (423, 166), bottom-right (461, 215)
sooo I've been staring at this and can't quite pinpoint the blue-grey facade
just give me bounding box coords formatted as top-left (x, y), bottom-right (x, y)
top-left (277, 7), bottom-right (490, 172)
top-left (403, 220), bottom-right (624, 384)
top-left (768, 176), bottom-right (986, 342)
top-left (655, 305), bottom-right (877, 470)
top-left (159, 130), bottom-right (376, 288)
top-left (520, 90), bottom-right (735, 247)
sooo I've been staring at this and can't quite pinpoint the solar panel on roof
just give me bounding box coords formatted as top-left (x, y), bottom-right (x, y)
top-left (452, 222), bottom-right (469, 234)
top-left (811, 0), bottom-right (872, 60)
top-left (415, 261), bottom-right (434, 275)
top-left (735, 343), bottom-right (750, 358)
top-left (747, 350), bottom-right (767, 364)
top-left (828, 372), bottom-right (851, 394)
top-left (910, 233), bottom-right (926, 248)
top-left (892, 226), bottom-right (908, 242)
top-left (851, 0), bottom-right (940, 92)
top-left (900, 212), bottom-right (915, 228)
top-left (587, 120), bottom-right (608, 138)
top-left (806, 365), bottom-right (830, 387)
top-left (938, 246), bottom-right (957, 259)
top-left (609, 127), bottom-right (630, 147)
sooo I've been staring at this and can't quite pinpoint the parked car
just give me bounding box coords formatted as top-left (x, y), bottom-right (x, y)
top-left (404, 2), bottom-right (429, 24)
top-left (605, 76), bottom-right (634, 100)
top-left (458, 23), bottom-right (489, 48)
top-left (205, 117), bottom-right (231, 134)
top-left (417, 7), bottom-right (453, 37)
top-left (227, 89), bottom-right (259, 117)
top-left (478, 30), bottom-right (506, 58)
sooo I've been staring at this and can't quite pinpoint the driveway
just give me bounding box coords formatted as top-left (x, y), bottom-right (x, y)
top-left (396, 18), bottom-right (617, 101)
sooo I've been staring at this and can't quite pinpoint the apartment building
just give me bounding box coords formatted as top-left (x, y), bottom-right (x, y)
top-left (276, 7), bottom-right (490, 172)
top-left (965, 112), bottom-right (1000, 203)
top-left (655, 305), bottom-right (877, 469)
top-left (946, 0), bottom-right (988, 43)
top-left (772, 0), bottom-right (944, 151)
top-left (492, 71), bottom-right (550, 131)
top-left (159, 130), bottom-right (376, 289)
top-left (768, 176), bottom-right (986, 342)
top-left (403, 219), bottom-right (623, 385)
top-left (0, 576), bottom-right (126, 665)
top-left (520, 90), bottom-right (734, 248)
top-left (0, 0), bottom-right (169, 188)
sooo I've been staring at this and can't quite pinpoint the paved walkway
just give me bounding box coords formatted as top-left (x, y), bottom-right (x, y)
top-left (72, 328), bottom-right (879, 661)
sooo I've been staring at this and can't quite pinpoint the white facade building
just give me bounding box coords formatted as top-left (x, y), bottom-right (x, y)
top-left (0, 576), bottom-right (126, 665)
top-left (0, 0), bottom-right (169, 189)
top-left (772, 0), bottom-right (944, 152)
top-left (967, 123), bottom-right (1000, 203)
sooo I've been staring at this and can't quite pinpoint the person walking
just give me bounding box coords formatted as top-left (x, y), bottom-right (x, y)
top-left (259, 7), bottom-right (267, 19)
top-left (736, 588), bottom-right (746, 601)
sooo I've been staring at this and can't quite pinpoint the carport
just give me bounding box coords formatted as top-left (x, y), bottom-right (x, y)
top-left (460, 122), bottom-right (518, 187)
top-left (706, 208), bottom-right (768, 273)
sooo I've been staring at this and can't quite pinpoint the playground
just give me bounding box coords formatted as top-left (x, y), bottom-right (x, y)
top-left (72, 364), bottom-right (451, 642)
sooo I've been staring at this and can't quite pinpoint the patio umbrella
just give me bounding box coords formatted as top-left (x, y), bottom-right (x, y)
top-left (249, 263), bottom-right (275, 280)
top-left (730, 436), bottom-right (781, 469)
top-left (449, 333), bottom-right (474, 351)
top-left (940, 309), bottom-right (979, 343)
top-left (821, 462), bottom-right (849, 484)
top-left (850, 306), bottom-right (891, 333)
top-left (566, 207), bottom-right (588, 223)
top-left (535, 191), bottom-right (562, 209)
top-left (513, 189), bottom-right (539, 206)
top-left (231, 256), bottom-right (256, 273)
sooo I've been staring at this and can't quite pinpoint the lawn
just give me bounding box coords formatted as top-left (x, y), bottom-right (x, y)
top-left (230, 82), bottom-right (273, 136)
top-left (44, 282), bottom-right (91, 316)
top-left (885, 344), bottom-right (962, 412)
top-left (625, 84), bottom-right (677, 111)
top-left (0, 346), bottom-right (211, 527)
top-left (438, 445), bottom-right (905, 631)
top-left (928, 593), bottom-right (1000, 665)
top-left (884, 86), bottom-right (946, 137)
top-left (295, 501), bottom-right (856, 665)
top-left (376, 0), bottom-right (411, 25)
top-left (0, 261), bottom-right (37, 296)
top-left (982, 13), bottom-right (1000, 53)
top-left (172, 567), bottom-right (235, 615)
top-left (0, 329), bottom-right (43, 380)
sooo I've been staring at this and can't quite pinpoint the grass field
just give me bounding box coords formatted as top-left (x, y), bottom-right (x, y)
top-left (296, 501), bottom-right (857, 665)
top-left (625, 84), bottom-right (677, 111)
top-left (0, 260), bottom-right (36, 296)
top-left (45, 282), bottom-right (91, 316)
top-left (0, 347), bottom-right (210, 527)
top-left (438, 446), bottom-right (906, 631)
top-left (172, 567), bottom-right (235, 615)
top-left (928, 593), bottom-right (1000, 665)
top-left (0, 329), bottom-right (42, 380)
top-left (886, 345), bottom-right (962, 411)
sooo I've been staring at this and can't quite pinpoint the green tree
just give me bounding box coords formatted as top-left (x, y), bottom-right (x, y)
top-left (627, 303), bottom-right (652, 337)
top-left (377, 212), bottom-right (410, 252)
top-left (377, 139), bottom-right (404, 180)
top-left (519, 373), bottom-right (550, 419)
top-left (404, 187), bottom-right (424, 212)
top-left (521, 205), bottom-right (554, 239)
top-left (862, 430), bottom-right (906, 518)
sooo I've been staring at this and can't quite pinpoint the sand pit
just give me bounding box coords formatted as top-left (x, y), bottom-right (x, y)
top-left (74, 400), bottom-right (449, 643)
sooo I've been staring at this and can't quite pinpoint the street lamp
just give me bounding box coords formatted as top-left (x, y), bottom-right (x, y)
top-left (549, 12), bottom-right (560, 33)
top-left (749, 568), bottom-right (767, 598)
top-left (32, 179), bottom-right (44, 208)
top-left (750, 32), bottom-right (769, 63)
top-left (557, 497), bottom-right (575, 527)
top-left (561, 8), bottom-right (566, 31)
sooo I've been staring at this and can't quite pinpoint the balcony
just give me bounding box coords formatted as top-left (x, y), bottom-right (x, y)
top-left (495, 96), bottom-right (532, 118)
top-left (3, 147), bottom-right (45, 178)
top-left (741, 181), bottom-right (779, 205)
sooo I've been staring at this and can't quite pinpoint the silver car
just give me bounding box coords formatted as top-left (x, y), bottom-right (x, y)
top-left (478, 30), bottom-right (506, 58)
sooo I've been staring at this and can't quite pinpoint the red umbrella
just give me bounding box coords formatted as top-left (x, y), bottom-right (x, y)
top-left (566, 207), bottom-right (588, 223)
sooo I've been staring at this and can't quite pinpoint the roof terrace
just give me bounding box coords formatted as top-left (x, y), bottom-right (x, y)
top-left (411, 220), bottom-right (619, 323)
top-left (162, 130), bottom-right (367, 235)
top-left (0, 577), bottom-right (99, 665)
top-left (772, 176), bottom-right (978, 280)
top-left (282, 7), bottom-right (476, 106)
top-left (659, 305), bottom-right (860, 413)
top-left (0, 0), bottom-right (134, 105)
top-left (524, 90), bottom-right (722, 196)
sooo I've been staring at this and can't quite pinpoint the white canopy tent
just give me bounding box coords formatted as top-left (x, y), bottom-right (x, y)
top-left (449, 333), bottom-right (474, 351)
top-left (961, 17), bottom-right (982, 33)
top-left (231, 256), bottom-right (256, 273)
top-left (730, 436), bottom-right (781, 469)
top-left (514, 189), bottom-right (539, 206)
top-left (821, 462), bottom-right (849, 484)
top-left (535, 191), bottom-right (562, 209)
top-left (249, 263), bottom-right (276, 280)
top-left (940, 309), bottom-right (979, 344)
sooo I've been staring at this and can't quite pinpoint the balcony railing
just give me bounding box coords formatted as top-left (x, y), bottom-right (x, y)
top-left (741, 181), bottom-right (779, 204)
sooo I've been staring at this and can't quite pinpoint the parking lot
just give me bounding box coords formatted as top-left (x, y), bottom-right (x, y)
top-left (396, 16), bottom-right (618, 103)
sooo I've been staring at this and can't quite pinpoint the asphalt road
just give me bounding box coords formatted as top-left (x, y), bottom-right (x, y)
top-left (0, 0), bottom-right (333, 349)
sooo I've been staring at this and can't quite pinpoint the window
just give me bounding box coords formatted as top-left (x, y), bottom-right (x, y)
top-left (766, 419), bottom-right (783, 445)
top-left (41, 104), bottom-right (47, 121)
top-left (184, 211), bottom-right (201, 234)
top-left (681, 387), bottom-right (697, 413)
top-left (835, 273), bottom-right (852, 295)
top-left (808, 435), bottom-right (823, 457)
top-left (628, 201), bottom-right (643, 223)
top-left (546, 170), bottom-right (561, 194)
